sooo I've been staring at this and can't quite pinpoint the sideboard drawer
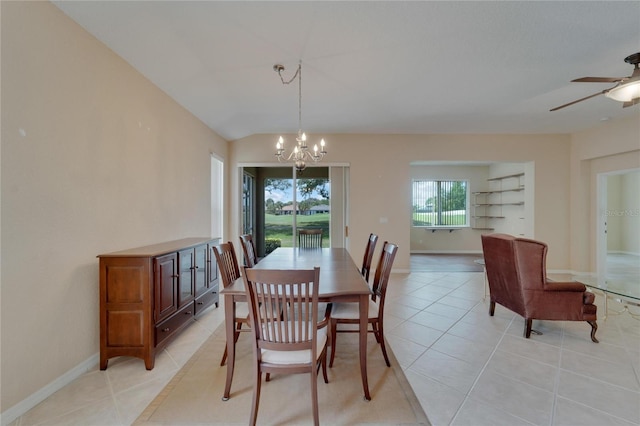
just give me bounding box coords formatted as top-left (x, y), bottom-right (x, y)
top-left (155, 302), bottom-right (195, 346)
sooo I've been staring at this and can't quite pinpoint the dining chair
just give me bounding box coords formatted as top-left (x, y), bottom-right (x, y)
top-left (242, 266), bottom-right (329, 426)
top-left (329, 241), bottom-right (398, 368)
top-left (212, 241), bottom-right (250, 366)
top-left (239, 233), bottom-right (259, 267)
top-left (298, 228), bottom-right (323, 248)
top-left (361, 233), bottom-right (378, 282)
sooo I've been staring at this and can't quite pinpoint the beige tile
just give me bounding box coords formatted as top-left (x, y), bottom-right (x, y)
top-left (388, 293), bottom-right (437, 310)
top-left (386, 334), bottom-right (429, 369)
top-left (557, 370), bottom-right (640, 424)
top-left (447, 319), bottom-right (505, 347)
top-left (409, 349), bottom-right (484, 394)
top-left (554, 396), bottom-right (638, 426)
top-left (469, 370), bottom-right (554, 425)
top-left (391, 320), bottom-right (445, 348)
top-left (459, 307), bottom-right (514, 333)
top-left (405, 370), bottom-right (465, 426)
top-left (412, 284), bottom-right (454, 299)
top-left (19, 371), bottom-right (111, 425)
top-left (504, 319), bottom-right (564, 347)
top-left (410, 310), bottom-right (460, 332)
top-left (497, 334), bottom-right (561, 366)
top-left (385, 301), bottom-right (420, 320)
top-left (430, 333), bottom-right (494, 367)
top-left (485, 350), bottom-right (558, 392)
top-left (561, 348), bottom-right (640, 391)
top-left (27, 397), bottom-right (120, 426)
top-left (562, 334), bottom-right (634, 365)
top-left (106, 349), bottom-right (179, 392)
top-left (452, 397), bottom-right (534, 426)
top-left (114, 374), bottom-right (175, 425)
top-left (423, 302), bottom-right (469, 321)
top-left (438, 294), bottom-right (480, 310)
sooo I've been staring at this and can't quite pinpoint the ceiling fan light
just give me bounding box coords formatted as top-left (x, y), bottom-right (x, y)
top-left (606, 80), bottom-right (640, 102)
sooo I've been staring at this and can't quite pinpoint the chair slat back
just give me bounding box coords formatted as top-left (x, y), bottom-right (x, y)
top-left (361, 233), bottom-right (378, 282)
top-left (371, 241), bottom-right (398, 304)
top-left (243, 267), bottom-right (320, 353)
top-left (240, 234), bottom-right (259, 267)
top-left (298, 229), bottom-right (323, 248)
top-left (213, 242), bottom-right (240, 288)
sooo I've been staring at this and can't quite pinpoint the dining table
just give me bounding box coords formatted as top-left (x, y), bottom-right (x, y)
top-left (220, 247), bottom-right (374, 401)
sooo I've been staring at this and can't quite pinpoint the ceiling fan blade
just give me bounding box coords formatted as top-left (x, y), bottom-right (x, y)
top-left (571, 77), bottom-right (626, 83)
top-left (622, 98), bottom-right (640, 108)
top-left (550, 90), bottom-right (607, 111)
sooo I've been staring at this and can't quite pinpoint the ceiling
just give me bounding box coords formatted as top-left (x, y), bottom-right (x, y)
top-left (52, 1), bottom-right (640, 141)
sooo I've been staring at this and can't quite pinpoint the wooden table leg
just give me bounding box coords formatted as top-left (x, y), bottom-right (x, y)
top-left (222, 294), bottom-right (236, 401)
top-left (359, 293), bottom-right (371, 400)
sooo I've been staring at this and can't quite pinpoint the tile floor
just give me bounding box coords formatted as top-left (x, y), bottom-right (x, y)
top-left (8, 271), bottom-right (640, 425)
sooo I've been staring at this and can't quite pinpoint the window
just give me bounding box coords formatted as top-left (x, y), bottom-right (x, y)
top-left (412, 179), bottom-right (468, 227)
top-left (242, 172), bottom-right (255, 235)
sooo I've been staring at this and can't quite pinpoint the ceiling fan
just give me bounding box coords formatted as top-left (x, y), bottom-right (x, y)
top-left (550, 52), bottom-right (640, 111)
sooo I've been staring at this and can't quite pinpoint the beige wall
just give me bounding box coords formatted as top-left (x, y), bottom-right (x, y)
top-left (570, 115), bottom-right (640, 272)
top-left (231, 133), bottom-right (573, 271)
top-left (1, 2), bottom-right (227, 412)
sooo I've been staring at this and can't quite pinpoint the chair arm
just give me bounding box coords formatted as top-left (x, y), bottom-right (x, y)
top-left (317, 303), bottom-right (333, 329)
top-left (544, 281), bottom-right (587, 292)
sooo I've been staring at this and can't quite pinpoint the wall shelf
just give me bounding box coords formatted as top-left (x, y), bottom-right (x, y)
top-left (472, 173), bottom-right (525, 232)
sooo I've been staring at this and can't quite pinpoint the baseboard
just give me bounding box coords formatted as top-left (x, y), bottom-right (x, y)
top-left (608, 250), bottom-right (640, 257)
top-left (1, 353), bottom-right (99, 426)
top-left (410, 250), bottom-right (483, 254)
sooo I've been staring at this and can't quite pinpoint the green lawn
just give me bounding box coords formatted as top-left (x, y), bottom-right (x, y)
top-left (413, 212), bottom-right (466, 226)
top-left (265, 213), bottom-right (329, 247)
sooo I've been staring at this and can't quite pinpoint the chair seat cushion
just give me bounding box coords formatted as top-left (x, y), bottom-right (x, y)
top-left (261, 327), bottom-right (328, 365)
top-left (330, 299), bottom-right (378, 320)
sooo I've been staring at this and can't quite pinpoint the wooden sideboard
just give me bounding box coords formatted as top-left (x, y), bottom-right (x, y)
top-left (98, 237), bottom-right (220, 370)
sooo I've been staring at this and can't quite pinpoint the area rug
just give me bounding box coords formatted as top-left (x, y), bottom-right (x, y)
top-left (134, 323), bottom-right (430, 425)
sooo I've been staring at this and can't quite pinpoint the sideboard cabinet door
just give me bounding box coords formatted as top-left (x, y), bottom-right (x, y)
top-left (154, 253), bottom-right (178, 323)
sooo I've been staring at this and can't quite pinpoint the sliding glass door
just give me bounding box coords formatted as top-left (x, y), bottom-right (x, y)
top-left (240, 165), bottom-right (348, 256)
top-left (264, 168), bottom-right (330, 250)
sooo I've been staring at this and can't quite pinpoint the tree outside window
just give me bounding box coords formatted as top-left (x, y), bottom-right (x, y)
top-left (412, 180), bottom-right (468, 227)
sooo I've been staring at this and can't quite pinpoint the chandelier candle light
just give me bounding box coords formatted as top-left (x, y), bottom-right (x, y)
top-left (274, 62), bottom-right (327, 172)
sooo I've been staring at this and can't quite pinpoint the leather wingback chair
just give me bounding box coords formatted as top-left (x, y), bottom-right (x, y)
top-left (481, 233), bottom-right (598, 342)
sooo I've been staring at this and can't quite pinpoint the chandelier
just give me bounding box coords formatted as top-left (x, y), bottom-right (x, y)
top-left (273, 61), bottom-right (327, 172)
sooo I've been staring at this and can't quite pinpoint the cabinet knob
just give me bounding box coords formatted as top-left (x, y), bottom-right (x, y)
top-left (197, 301), bottom-right (203, 305)
top-left (185, 311), bottom-right (192, 315)
top-left (162, 328), bottom-right (170, 332)
top-left (171, 274), bottom-right (179, 278)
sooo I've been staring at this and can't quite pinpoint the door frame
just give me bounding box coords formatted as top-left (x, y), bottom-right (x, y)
top-left (236, 162), bottom-right (350, 253)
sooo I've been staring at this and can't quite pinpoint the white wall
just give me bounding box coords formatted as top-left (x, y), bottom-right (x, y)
top-left (1, 1), bottom-right (228, 414)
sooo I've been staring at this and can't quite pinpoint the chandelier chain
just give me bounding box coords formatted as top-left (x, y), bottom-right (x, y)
top-left (276, 62), bottom-right (303, 132)
top-left (273, 61), bottom-right (326, 172)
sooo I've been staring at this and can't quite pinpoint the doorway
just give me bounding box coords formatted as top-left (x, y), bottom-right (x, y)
top-left (597, 168), bottom-right (640, 284)
top-left (240, 166), bottom-right (348, 257)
